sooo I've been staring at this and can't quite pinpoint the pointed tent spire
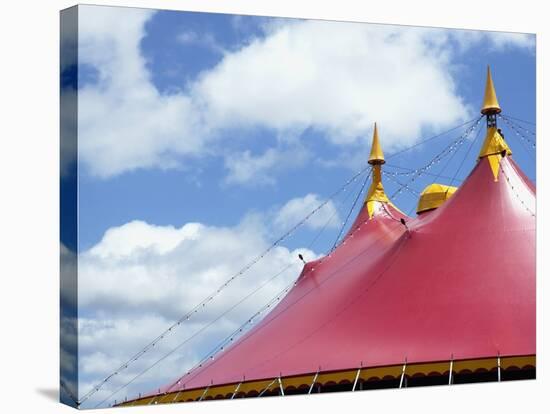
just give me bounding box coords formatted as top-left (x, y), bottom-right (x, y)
top-left (368, 123), bottom-right (385, 165)
top-left (364, 123), bottom-right (399, 218)
top-left (478, 67), bottom-right (511, 181)
top-left (481, 66), bottom-right (501, 115)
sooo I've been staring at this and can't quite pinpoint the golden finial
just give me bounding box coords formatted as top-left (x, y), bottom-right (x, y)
top-left (481, 66), bottom-right (501, 115)
top-left (478, 67), bottom-right (511, 181)
top-left (368, 123), bottom-right (385, 165)
top-left (364, 123), bottom-right (396, 218)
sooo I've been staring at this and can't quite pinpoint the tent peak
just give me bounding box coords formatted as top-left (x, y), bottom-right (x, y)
top-left (368, 123), bottom-right (385, 165)
top-left (364, 123), bottom-right (399, 218)
top-left (478, 68), bottom-right (511, 181)
top-left (481, 66), bottom-right (502, 115)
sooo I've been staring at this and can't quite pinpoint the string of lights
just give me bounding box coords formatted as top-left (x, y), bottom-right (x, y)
top-left (383, 171), bottom-right (421, 197)
top-left (499, 115), bottom-right (536, 148)
top-left (87, 116), bottom-right (488, 408)
top-left (331, 168), bottom-right (373, 251)
top-left (390, 117), bottom-right (483, 200)
top-left (500, 114), bottom-right (536, 135)
top-left (143, 218), bottom-right (406, 408)
top-left (383, 164), bottom-right (457, 181)
top-left (384, 117), bottom-right (481, 161)
top-left (109, 207), bottom-right (407, 408)
top-left (79, 161), bottom-right (374, 405)
top-left (500, 165), bottom-right (536, 218)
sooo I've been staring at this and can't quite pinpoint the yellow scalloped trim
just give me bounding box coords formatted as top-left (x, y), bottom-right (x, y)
top-left (120, 355), bottom-right (535, 406)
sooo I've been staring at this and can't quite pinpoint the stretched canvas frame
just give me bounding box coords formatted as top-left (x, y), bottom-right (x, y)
top-left (60, 4), bottom-right (536, 409)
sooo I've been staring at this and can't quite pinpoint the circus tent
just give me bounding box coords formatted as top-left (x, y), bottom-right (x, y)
top-left (120, 68), bottom-right (535, 406)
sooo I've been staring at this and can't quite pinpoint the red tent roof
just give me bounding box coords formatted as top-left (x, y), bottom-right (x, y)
top-left (123, 69), bottom-right (535, 405)
top-left (160, 154), bottom-right (534, 394)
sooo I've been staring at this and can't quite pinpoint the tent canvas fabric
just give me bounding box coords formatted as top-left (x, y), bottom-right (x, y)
top-left (120, 69), bottom-right (535, 406)
top-left (151, 154), bottom-right (535, 397)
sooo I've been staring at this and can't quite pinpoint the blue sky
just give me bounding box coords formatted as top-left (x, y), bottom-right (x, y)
top-left (59, 5), bottom-right (535, 408)
top-left (73, 8), bottom-right (535, 253)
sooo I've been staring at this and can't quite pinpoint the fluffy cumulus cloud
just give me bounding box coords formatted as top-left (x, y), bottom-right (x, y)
top-left (274, 193), bottom-right (341, 231)
top-left (192, 21), bottom-right (469, 144)
top-left (75, 6), bottom-right (534, 182)
top-left (77, 7), bottom-right (207, 178)
top-left (73, 205), bottom-right (327, 406)
top-left (78, 218), bottom-right (317, 318)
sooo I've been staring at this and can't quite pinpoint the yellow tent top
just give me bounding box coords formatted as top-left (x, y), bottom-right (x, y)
top-left (417, 183), bottom-right (457, 214)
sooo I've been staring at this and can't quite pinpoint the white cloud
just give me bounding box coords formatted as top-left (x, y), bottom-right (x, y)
top-left (177, 30), bottom-right (225, 54)
top-left (223, 145), bottom-right (309, 185)
top-left (75, 6), bottom-right (533, 182)
top-left (486, 31), bottom-right (535, 50)
top-left (87, 221), bottom-right (202, 259)
top-left (77, 313), bottom-right (195, 406)
top-left (449, 29), bottom-right (535, 53)
top-left (192, 21), bottom-right (470, 146)
top-left (77, 6), bottom-right (208, 178)
top-left (274, 193), bottom-right (341, 231)
top-left (74, 210), bottom-right (321, 406)
top-left (78, 216), bottom-right (317, 318)
top-left (177, 30), bottom-right (199, 44)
